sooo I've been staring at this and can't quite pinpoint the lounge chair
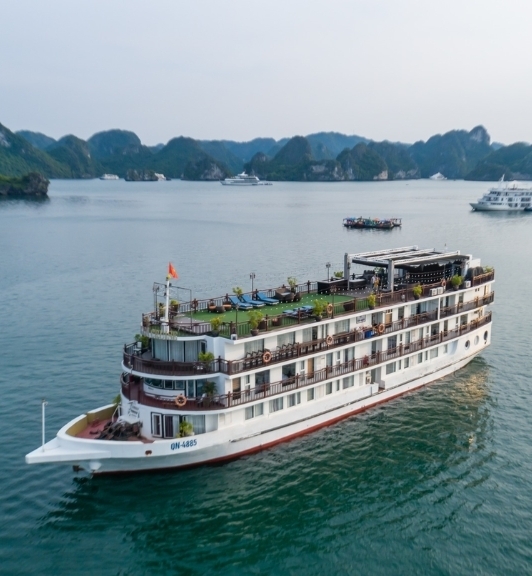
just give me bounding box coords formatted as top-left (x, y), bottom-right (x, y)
top-left (228, 295), bottom-right (253, 310)
top-left (257, 292), bottom-right (278, 305)
top-left (240, 294), bottom-right (265, 308)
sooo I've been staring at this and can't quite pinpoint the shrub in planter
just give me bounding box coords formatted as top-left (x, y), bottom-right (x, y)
top-left (210, 316), bottom-right (223, 335)
top-left (367, 294), bottom-right (376, 309)
top-left (412, 284), bottom-right (422, 299)
top-left (248, 310), bottom-right (264, 335)
top-left (179, 420), bottom-right (194, 437)
top-left (451, 275), bottom-right (462, 289)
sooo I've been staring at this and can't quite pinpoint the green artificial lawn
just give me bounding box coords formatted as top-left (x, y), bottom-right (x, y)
top-left (187, 292), bottom-right (354, 324)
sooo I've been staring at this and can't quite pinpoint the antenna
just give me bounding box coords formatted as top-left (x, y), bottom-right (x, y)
top-left (41, 399), bottom-right (48, 451)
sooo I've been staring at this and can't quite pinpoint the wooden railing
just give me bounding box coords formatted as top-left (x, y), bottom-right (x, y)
top-left (124, 291), bottom-right (494, 378)
top-left (143, 272), bottom-right (495, 341)
top-left (121, 313), bottom-right (492, 411)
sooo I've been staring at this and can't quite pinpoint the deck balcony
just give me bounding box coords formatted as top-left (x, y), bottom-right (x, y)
top-left (121, 312), bottom-right (492, 411)
top-left (123, 291), bottom-right (494, 377)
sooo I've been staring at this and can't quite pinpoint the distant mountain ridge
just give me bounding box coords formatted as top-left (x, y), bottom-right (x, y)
top-left (4, 123), bottom-right (529, 181)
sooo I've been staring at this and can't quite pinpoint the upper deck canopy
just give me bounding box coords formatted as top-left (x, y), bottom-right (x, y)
top-left (344, 246), bottom-right (473, 292)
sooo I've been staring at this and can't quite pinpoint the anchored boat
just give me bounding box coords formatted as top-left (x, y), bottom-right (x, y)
top-left (470, 176), bottom-right (532, 211)
top-left (343, 217), bottom-right (401, 229)
top-left (26, 246), bottom-right (494, 474)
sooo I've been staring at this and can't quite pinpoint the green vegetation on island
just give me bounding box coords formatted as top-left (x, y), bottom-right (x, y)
top-left (2, 121), bottom-right (528, 182)
top-left (0, 172), bottom-right (49, 196)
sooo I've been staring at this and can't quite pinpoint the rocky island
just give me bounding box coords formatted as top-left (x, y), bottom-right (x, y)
top-left (0, 172), bottom-right (49, 196)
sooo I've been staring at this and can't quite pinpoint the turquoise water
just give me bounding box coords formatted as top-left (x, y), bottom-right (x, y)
top-left (1, 179), bottom-right (531, 575)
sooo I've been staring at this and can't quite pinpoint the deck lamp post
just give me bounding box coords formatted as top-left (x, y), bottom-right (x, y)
top-left (326, 262), bottom-right (331, 281)
top-left (250, 272), bottom-right (256, 294)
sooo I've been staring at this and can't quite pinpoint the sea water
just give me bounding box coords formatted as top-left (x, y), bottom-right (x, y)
top-left (0, 179), bottom-right (531, 575)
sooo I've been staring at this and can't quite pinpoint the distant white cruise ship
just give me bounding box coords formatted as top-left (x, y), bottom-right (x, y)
top-left (429, 172), bottom-right (447, 180)
top-left (100, 174), bottom-right (119, 180)
top-left (470, 177), bottom-right (532, 211)
top-left (220, 172), bottom-right (271, 186)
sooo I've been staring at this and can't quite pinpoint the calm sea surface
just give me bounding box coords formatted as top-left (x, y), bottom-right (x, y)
top-left (1, 179), bottom-right (531, 575)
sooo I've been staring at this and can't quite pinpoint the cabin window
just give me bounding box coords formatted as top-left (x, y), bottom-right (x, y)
top-left (245, 339), bottom-right (265, 354)
top-left (404, 357), bottom-right (410, 369)
top-left (386, 362), bottom-right (396, 375)
top-left (182, 415), bottom-right (206, 435)
top-left (163, 415), bottom-right (175, 438)
top-left (151, 413), bottom-right (162, 437)
top-left (277, 332), bottom-right (295, 347)
top-left (269, 397), bottom-right (284, 412)
top-left (342, 376), bottom-right (354, 389)
top-left (430, 348), bottom-right (439, 359)
top-left (301, 328), bottom-right (313, 343)
top-left (287, 392), bottom-right (301, 407)
top-left (255, 370), bottom-right (270, 386)
top-left (335, 319), bottom-right (349, 334)
top-left (145, 378), bottom-right (162, 388)
top-left (282, 364), bottom-right (296, 381)
top-left (418, 353), bottom-right (423, 364)
top-left (307, 388), bottom-right (315, 401)
top-left (245, 403), bottom-right (264, 419)
top-left (326, 382), bottom-right (333, 395)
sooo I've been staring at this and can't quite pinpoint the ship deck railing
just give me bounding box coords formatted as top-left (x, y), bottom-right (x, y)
top-left (121, 312), bottom-right (492, 411)
top-left (139, 270), bottom-right (494, 340)
top-left (124, 291), bottom-right (494, 377)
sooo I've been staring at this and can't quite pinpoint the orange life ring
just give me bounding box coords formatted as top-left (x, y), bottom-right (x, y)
top-left (378, 323), bottom-right (385, 335)
top-left (175, 394), bottom-right (187, 407)
top-left (262, 350), bottom-right (272, 364)
top-left (326, 303), bottom-right (333, 314)
top-left (326, 335), bottom-right (333, 346)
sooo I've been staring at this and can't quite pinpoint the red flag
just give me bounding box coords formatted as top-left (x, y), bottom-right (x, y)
top-left (168, 262), bottom-right (178, 279)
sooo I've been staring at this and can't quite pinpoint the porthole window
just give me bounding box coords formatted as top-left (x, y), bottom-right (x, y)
top-left (465, 340), bottom-right (470, 349)
top-left (484, 331), bottom-right (488, 341)
top-left (474, 336), bottom-right (479, 345)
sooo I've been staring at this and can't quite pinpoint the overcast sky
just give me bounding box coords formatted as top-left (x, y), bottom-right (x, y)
top-left (1, 0), bottom-right (531, 146)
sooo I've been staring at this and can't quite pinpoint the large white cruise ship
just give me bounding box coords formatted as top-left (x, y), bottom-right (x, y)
top-left (220, 172), bottom-right (271, 186)
top-left (470, 177), bottom-right (532, 211)
top-left (26, 246), bottom-right (494, 475)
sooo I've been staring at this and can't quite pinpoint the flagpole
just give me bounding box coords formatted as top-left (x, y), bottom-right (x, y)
top-left (162, 277), bottom-right (170, 334)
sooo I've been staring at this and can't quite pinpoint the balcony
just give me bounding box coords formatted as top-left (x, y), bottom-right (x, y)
top-left (123, 291), bottom-right (494, 378)
top-left (141, 271), bottom-right (495, 341)
top-left (121, 312), bottom-right (492, 411)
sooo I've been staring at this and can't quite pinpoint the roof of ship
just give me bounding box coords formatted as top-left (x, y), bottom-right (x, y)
top-left (347, 245), bottom-right (469, 268)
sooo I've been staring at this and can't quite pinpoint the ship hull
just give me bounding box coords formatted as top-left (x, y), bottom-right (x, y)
top-left (470, 203), bottom-right (527, 211)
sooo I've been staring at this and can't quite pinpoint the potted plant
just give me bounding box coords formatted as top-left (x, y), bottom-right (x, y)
top-left (287, 276), bottom-right (298, 293)
top-left (248, 310), bottom-right (264, 336)
top-left (367, 293), bottom-right (376, 309)
top-left (232, 286), bottom-right (243, 297)
top-left (451, 275), bottom-right (462, 290)
top-left (198, 351), bottom-right (215, 370)
top-left (179, 420), bottom-right (194, 437)
top-left (412, 284), bottom-right (422, 300)
top-left (210, 316), bottom-right (223, 336)
top-left (312, 299), bottom-right (327, 321)
top-left (334, 271), bottom-right (343, 279)
top-left (169, 299), bottom-right (179, 315)
top-left (202, 380), bottom-right (218, 397)
top-left (134, 333), bottom-right (150, 351)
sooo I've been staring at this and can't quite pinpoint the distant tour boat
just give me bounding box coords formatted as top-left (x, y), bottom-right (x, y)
top-left (343, 217), bottom-right (401, 229)
top-left (154, 173), bottom-right (166, 181)
top-left (470, 176), bottom-right (532, 211)
top-left (220, 172), bottom-right (271, 186)
top-left (429, 172), bottom-right (447, 181)
top-left (100, 174), bottom-right (119, 180)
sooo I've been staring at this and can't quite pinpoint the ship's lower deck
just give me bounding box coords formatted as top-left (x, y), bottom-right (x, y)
top-left (27, 328), bottom-right (487, 474)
